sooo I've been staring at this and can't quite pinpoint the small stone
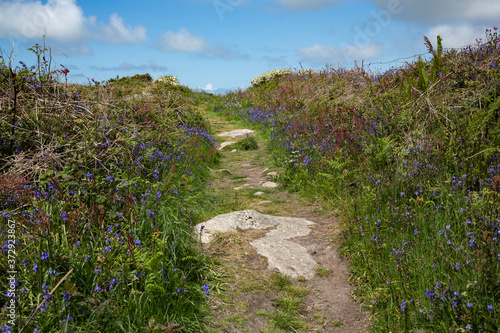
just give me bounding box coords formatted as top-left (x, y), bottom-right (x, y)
top-left (218, 141), bottom-right (237, 150)
top-left (254, 191), bottom-right (265, 196)
top-left (231, 149), bottom-right (237, 153)
top-left (266, 171), bottom-right (278, 177)
top-left (262, 181), bottom-right (279, 188)
top-left (257, 201), bottom-right (272, 205)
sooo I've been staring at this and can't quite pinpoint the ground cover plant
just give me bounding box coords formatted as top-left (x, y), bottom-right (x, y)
top-left (0, 45), bottom-right (218, 332)
top-left (210, 28), bottom-right (500, 332)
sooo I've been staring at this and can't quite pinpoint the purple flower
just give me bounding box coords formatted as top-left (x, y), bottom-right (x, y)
top-left (94, 285), bottom-right (103, 294)
top-left (467, 301), bottom-right (472, 308)
top-left (401, 300), bottom-right (407, 312)
top-left (41, 252), bottom-right (49, 262)
top-left (60, 211), bottom-right (67, 222)
top-left (109, 278), bottom-right (119, 291)
top-left (202, 283), bottom-right (209, 296)
top-left (425, 289), bottom-right (435, 301)
top-left (33, 263), bottom-right (38, 273)
top-left (488, 304), bottom-right (493, 312)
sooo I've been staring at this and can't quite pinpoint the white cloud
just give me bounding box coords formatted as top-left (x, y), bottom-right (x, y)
top-left (0, 0), bottom-right (147, 46)
top-left (427, 24), bottom-right (487, 49)
top-left (158, 28), bottom-right (209, 52)
top-left (157, 28), bottom-right (249, 60)
top-left (274, 0), bottom-right (338, 10)
top-left (298, 42), bottom-right (382, 64)
top-left (0, 0), bottom-right (86, 41)
top-left (95, 13), bottom-right (147, 44)
top-left (203, 83), bottom-right (215, 91)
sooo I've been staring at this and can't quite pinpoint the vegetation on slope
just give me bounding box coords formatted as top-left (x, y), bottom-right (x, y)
top-left (0, 46), bottom-right (217, 332)
top-left (210, 28), bottom-right (500, 332)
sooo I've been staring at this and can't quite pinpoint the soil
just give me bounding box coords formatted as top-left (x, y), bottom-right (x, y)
top-left (202, 112), bottom-right (370, 332)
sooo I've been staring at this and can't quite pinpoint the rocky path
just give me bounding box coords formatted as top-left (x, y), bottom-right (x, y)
top-left (198, 110), bottom-right (369, 332)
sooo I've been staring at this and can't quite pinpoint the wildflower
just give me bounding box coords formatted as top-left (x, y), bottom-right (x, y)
top-left (42, 283), bottom-right (49, 293)
top-left (94, 269), bottom-right (102, 274)
top-left (467, 301), bottom-right (472, 308)
top-left (41, 252), bottom-right (49, 262)
top-left (487, 304), bottom-right (493, 311)
top-left (202, 283), bottom-right (210, 296)
top-left (94, 285), bottom-right (103, 294)
top-left (33, 263), bottom-right (38, 273)
top-left (425, 289), bottom-right (435, 301)
top-left (455, 262), bottom-right (461, 270)
top-left (48, 270), bottom-right (58, 276)
top-left (60, 210), bottom-right (67, 222)
top-left (401, 300), bottom-right (407, 312)
top-left (386, 280), bottom-right (391, 285)
top-left (104, 245), bottom-right (111, 253)
top-left (109, 278), bottom-right (119, 291)
top-left (86, 172), bottom-right (93, 180)
top-left (134, 239), bottom-right (141, 246)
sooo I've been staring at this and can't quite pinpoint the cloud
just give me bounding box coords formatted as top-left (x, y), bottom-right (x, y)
top-left (371, 0), bottom-right (500, 24)
top-left (273, 0), bottom-right (339, 10)
top-left (298, 42), bottom-right (382, 64)
top-left (202, 83), bottom-right (215, 91)
top-left (93, 13), bottom-right (147, 44)
top-left (91, 61), bottom-right (167, 72)
top-left (157, 28), bottom-right (248, 60)
top-left (426, 24), bottom-right (487, 49)
top-left (0, 0), bottom-right (147, 46)
top-left (157, 28), bottom-right (209, 52)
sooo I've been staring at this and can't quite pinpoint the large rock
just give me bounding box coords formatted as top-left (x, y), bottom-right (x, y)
top-left (218, 129), bottom-right (255, 139)
top-left (194, 210), bottom-right (318, 279)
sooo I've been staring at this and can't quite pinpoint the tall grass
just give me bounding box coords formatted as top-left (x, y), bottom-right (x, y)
top-left (0, 45), bottom-right (217, 332)
top-left (211, 29), bottom-right (500, 332)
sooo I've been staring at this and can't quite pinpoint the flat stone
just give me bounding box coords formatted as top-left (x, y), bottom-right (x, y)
top-left (257, 200), bottom-right (272, 205)
top-left (218, 129), bottom-right (255, 139)
top-left (194, 210), bottom-right (317, 279)
top-left (218, 141), bottom-right (237, 150)
top-left (266, 171), bottom-right (278, 177)
top-left (253, 191), bottom-right (265, 196)
top-left (262, 181), bottom-right (279, 188)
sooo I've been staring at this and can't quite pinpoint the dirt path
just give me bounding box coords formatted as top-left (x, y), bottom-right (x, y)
top-left (200, 110), bottom-right (369, 332)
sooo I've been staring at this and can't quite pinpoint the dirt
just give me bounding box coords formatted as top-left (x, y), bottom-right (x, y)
top-left (202, 113), bottom-right (370, 332)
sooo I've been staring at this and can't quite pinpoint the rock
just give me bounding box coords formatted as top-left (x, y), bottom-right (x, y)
top-left (266, 171), bottom-right (278, 177)
top-left (218, 141), bottom-right (237, 150)
top-left (234, 184), bottom-right (251, 190)
top-left (253, 191), bottom-right (265, 196)
top-left (257, 201), bottom-right (272, 205)
top-left (211, 168), bottom-right (232, 176)
top-left (262, 181), bottom-right (279, 188)
top-left (194, 210), bottom-right (318, 279)
top-left (218, 129), bottom-right (255, 139)
top-left (230, 149), bottom-right (237, 153)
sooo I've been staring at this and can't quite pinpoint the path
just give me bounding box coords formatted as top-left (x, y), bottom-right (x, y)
top-left (198, 108), bottom-right (369, 332)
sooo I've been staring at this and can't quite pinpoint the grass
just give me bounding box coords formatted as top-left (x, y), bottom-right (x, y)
top-left (208, 28), bottom-right (500, 332)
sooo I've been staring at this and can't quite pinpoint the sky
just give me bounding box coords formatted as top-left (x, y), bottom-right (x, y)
top-left (0, 0), bottom-right (498, 93)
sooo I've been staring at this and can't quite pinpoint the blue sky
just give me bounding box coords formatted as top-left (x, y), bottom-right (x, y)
top-left (0, 0), bottom-right (498, 92)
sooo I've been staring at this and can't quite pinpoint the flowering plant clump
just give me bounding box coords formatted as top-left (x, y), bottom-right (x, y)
top-left (155, 75), bottom-right (180, 85)
top-left (251, 68), bottom-right (292, 87)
